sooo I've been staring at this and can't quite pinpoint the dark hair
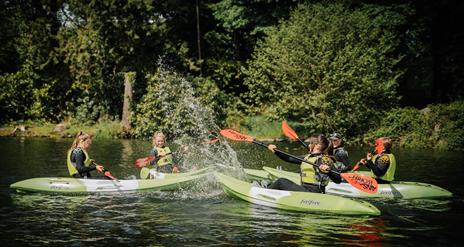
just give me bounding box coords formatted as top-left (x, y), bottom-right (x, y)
top-left (380, 137), bottom-right (392, 152)
top-left (309, 134), bottom-right (329, 151)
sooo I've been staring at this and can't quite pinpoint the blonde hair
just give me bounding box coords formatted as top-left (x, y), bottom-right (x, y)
top-left (152, 131), bottom-right (166, 141)
top-left (71, 131), bottom-right (92, 149)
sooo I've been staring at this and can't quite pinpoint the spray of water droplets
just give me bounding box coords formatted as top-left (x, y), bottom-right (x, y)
top-left (141, 65), bottom-right (246, 198)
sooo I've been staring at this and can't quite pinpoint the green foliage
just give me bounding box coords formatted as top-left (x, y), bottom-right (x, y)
top-left (365, 101), bottom-right (464, 150)
top-left (428, 101), bottom-right (464, 150)
top-left (92, 119), bottom-right (123, 139)
top-left (240, 115), bottom-right (282, 139)
top-left (243, 3), bottom-right (410, 137)
top-left (0, 68), bottom-right (37, 122)
top-left (0, 0), bottom-right (70, 123)
top-left (207, 0), bottom-right (297, 61)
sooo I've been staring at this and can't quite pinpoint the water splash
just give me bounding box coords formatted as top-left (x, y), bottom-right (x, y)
top-left (139, 65), bottom-right (246, 195)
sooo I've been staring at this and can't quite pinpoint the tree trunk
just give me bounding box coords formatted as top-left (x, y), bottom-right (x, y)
top-left (196, 0), bottom-right (202, 61)
top-left (122, 72), bottom-right (135, 131)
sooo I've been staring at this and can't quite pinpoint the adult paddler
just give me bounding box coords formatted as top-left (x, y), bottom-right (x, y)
top-left (266, 134), bottom-right (342, 193)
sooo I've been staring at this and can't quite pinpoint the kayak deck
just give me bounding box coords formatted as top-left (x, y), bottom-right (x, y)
top-left (215, 172), bottom-right (380, 216)
top-left (259, 166), bottom-right (453, 199)
top-left (140, 166), bottom-right (212, 179)
top-left (10, 172), bottom-right (209, 194)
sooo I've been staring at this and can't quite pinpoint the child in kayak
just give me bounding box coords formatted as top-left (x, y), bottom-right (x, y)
top-left (359, 137), bottom-right (396, 183)
top-left (147, 131), bottom-right (179, 173)
top-left (266, 134), bottom-right (341, 193)
top-left (327, 132), bottom-right (351, 172)
top-left (67, 131), bottom-right (105, 178)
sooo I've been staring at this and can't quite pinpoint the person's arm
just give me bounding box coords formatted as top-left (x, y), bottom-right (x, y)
top-left (72, 149), bottom-right (96, 174)
top-left (273, 149), bottom-right (303, 165)
top-left (365, 156), bottom-right (389, 177)
top-left (328, 170), bottom-right (342, 184)
top-left (334, 149), bottom-right (352, 172)
top-left (334, 149), bottom-right (351, 172)
top-left (319, 163), bottom-right (342, 184)
top-left (149, 148), bottom-right (159, 166)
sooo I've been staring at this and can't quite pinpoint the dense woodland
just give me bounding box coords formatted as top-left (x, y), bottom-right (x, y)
top-left (1, 0), bottom-right (463, 149)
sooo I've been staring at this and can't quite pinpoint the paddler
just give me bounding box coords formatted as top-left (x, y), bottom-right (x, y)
top-left (327, 132), bottom-right (351, 172)
top-left (266, 134), bottom-right (342, 193)
top-left (67, 131), bottom-right (106, 178)
top-left (145, 131), bottom-right (179, 173)
top-left (358, 137), bottom-right (396, 183)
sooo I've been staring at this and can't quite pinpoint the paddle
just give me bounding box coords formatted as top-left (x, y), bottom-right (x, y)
top-left (103, 169), bottom-right (118, 181)
top-left (283, 121), bottom-right (363, 172)
top-left (134, 156), bottom-right (155, 168)
top-left (352, 162), bottom-right (361, 171)
top-left (281, 120), bottom-right (308, 149)
top-left (92, 161), bottom-right (118, 181)
top-left (220, 129), bottom-right (378, 194)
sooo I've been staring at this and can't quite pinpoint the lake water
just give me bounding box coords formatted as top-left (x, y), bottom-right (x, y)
top-left (1, 137), bottom-right (463, 246)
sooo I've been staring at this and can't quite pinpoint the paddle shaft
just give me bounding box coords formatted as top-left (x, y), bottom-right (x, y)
top-left (297, 138), bottom-right (309, 149)
top-left (251, 140), bottom-right (341, 175)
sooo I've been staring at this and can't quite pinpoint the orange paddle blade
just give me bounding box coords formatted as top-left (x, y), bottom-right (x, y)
top-left (134, 156), bottom-right (155, 168)
top-left (341, 173), bottom-right (378, 194)
top-left (220, 129), bottom-right (254, 142)
top-left (281, 120), bottom-right (298, 141)
top-left (103, 170), bottom-right (118, 181)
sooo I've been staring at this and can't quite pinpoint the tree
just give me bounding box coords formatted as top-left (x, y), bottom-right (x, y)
top-left (244, 3), bottom-right (411, 136)
top-left (0, 0), bottom-right (69, 122)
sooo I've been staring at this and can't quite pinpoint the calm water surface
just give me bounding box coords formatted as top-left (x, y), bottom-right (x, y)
top-left (0, 137), bottom-right (463, 246)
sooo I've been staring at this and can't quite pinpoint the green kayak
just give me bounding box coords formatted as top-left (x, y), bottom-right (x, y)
top-left (10, 171), bottom-right (210, 194)
top-left (257, 166), bottom-right (452, 199)
top-left (139, 166), bottom-right (212, 179)
top-left (215, 172), bottom-right (380, 216)
top-left (243, 168), bottom-right (271, 181)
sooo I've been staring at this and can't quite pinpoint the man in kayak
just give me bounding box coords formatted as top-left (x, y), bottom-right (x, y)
top-left (327, 132), bottom-right (351, 172)
top-left (359, 137), bottom-right (396, 183)
top-left (266, 134), bottom-right (342, 193)
top-left (147, 131), bottom-right (179, 173)
top-left (67, 131), bottom-right (106, 178)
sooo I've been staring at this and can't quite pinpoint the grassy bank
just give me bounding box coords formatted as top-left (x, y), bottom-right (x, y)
top-left (0, 119), bottom-right (124, 139)
top-left (2, 101), bottom-right (463, 150)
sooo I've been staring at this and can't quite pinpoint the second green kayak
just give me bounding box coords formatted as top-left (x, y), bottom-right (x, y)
top-left (254, 166), bottom-right (452, 199)
top-left (215, 172), bottom-right (380, 216)
top-left (139, 166), bottom-right (212, 179)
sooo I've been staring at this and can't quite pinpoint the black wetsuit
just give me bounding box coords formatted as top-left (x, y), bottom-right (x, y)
top-left (365, 152), bottom-right (392, 184)
top-left (70, 148), bottom-right (105, 179)
top-left (333, 147), bottom-right (351, 172)
top-left (268, 150), bottom-right (341, 193)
